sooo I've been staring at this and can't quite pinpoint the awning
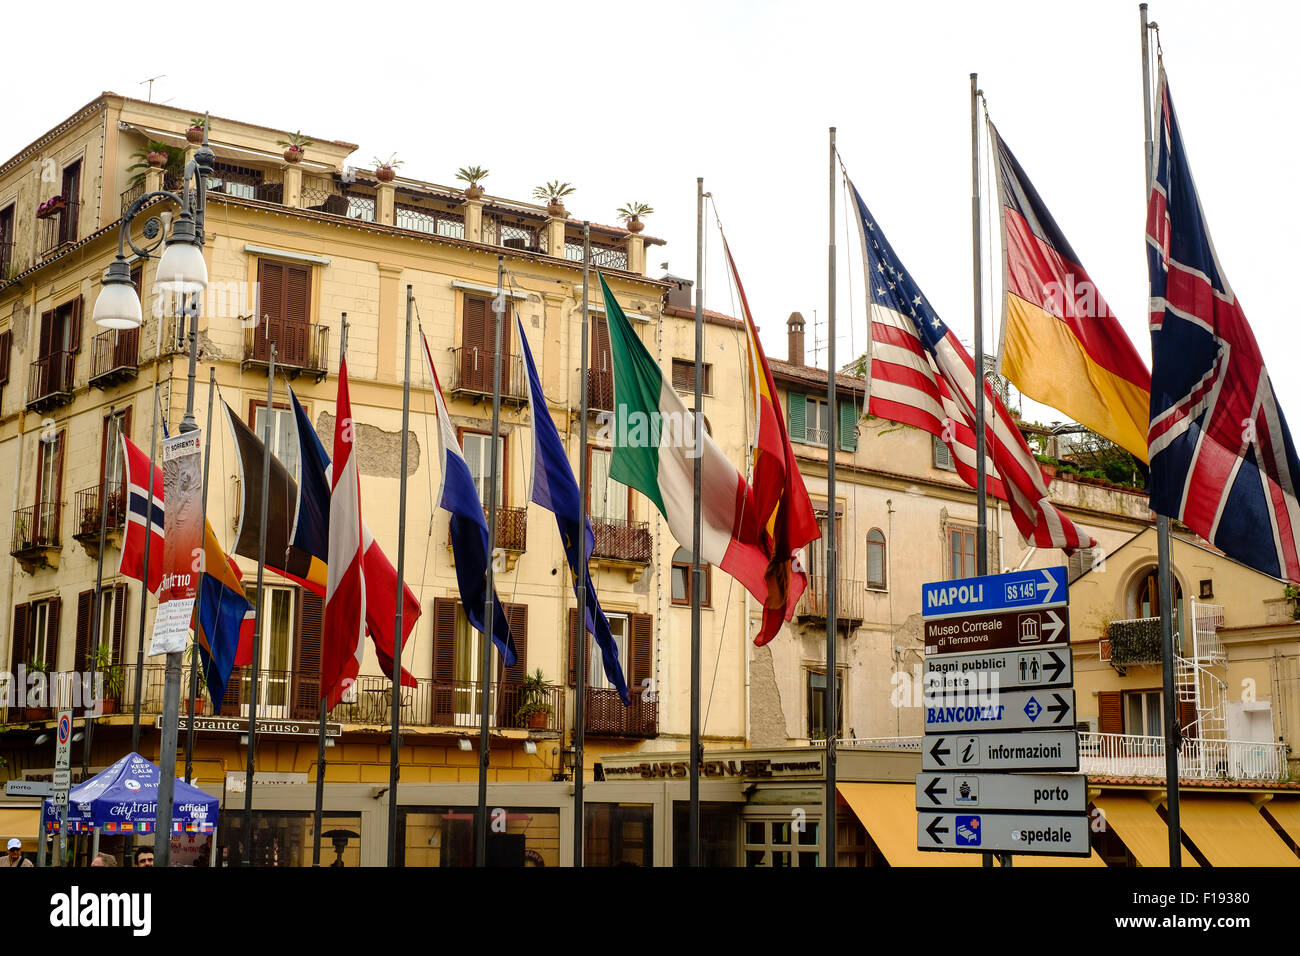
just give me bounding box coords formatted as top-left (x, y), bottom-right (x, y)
top-left (1093, 792), bottom-right (1198, 867)
top-left (1260, 798), bottom-right (1300, 850)
top-left (1008, 847), bottom-right (1107, 867)
top-left (1177, 796), bottom-right (1299, 867)
top-left (840, 783), bottom-right (979, 867)
top-left (0, 808), bottom-right (40, 849)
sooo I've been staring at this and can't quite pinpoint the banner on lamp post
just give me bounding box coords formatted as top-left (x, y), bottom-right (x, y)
top-left (149, 429), bottom-right (203, 655)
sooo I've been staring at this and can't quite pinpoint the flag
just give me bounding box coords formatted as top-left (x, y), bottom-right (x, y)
top-left (193, 519), bottom-right (254, 713)
top-left (118, 434), bottom-right (164, 594)
top-left (420, 328), bottom-right (518, 668)
top-left (517, 312), bottom-right (629, 703)
top-left (849, 176), bottom-right (1094, 552)
top-left (322, 356), bottom-right (367, 711)
top-left (1146, 72), bottom-right (1300, 583)
top-left (288, 388), bottom-right (419, 687)
top-left (599, 273), bottom-right (772, 601)
top-left (991, 122), bottom-right (1153, 463)
top-left (721, 238), bottom-right (821, 645)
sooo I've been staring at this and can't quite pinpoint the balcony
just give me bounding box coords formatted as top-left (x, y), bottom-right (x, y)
top-left (10, 503), bottom-right (61, 572)
top-left (1079, 731), bottom-right (1288, 782)
top-left (564, 240), bottom-right (629, 272)
top-left (395, 203), bottom-right (462, 237)
top-left (38, 200), bottom-right (80, 257)
top-left (583, 686), bottom-right (657, 739)
top-left (89, 328), bottom-right (139, 388)
top-left (120, 183), bottom-right (145, 217)
top-left (1102, 616), bottom-right (1162, 674)
top-left (27, 350), bottom-right (75, 411)
top-left (796, 577), bottom-right (866, 631)
top-left (72, 483), bottom-right (126, 559)
top-left (449, 346), bottom-right (526, 405)
top-left (587, 367), bottom-right (613, 412)
top-left (493, 506), bottom-right (527, 567)
top-left (242, 322), bottom-right (329, 382)
top-left (591, 517), bottom-right (652, 581)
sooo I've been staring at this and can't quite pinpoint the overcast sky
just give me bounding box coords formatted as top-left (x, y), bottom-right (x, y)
top-left (7, 0), bottom-right (1298, 431)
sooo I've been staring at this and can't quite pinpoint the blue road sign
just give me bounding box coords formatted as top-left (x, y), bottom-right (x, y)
top-left (922, 567), bottom-right (1067, 618)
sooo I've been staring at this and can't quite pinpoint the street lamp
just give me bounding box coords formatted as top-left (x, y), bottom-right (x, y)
top-left (92, 119), bottom-right (214, 867)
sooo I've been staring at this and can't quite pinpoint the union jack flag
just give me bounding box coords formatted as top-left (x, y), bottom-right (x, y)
top-left (1146, 71), bottom-right (1300, 583)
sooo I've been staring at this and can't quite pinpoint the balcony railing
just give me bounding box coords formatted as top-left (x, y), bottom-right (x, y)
top-left (11, 502), bottom-right (60, 557)
top-left (591, 517), bottom-right (652, 564)
top-left (492, 506), bottom-right (527, 554)
top-left (564, 241), bottom-right (629, 271)
top-left (206, 166), bottom-right (284, 204)
top-left (120, 183), bottom-right (145, 217)
top-left (1079, 731), bottom-right (1288, 782)
top-left (90, 327), bottom-right (139, 388)
top-left (587, 367), bottom-right (613, 412)
top-left (584, 686), bottom-right (657, 738)
top-left (797, 577), bottom-right (866, 627)
top-left (396, 203), bottom-right (462, 237)
top-left (72, 482), bottom-right (126, 542)
top-left (1103, 616), bottom-right (1163, 669)
top-left (27, 350), bottom-right (75, 410)
top-left (243, 322), bottom-right (329, 381)
top-left (449, 346), bottom-right (525, 403)
top-left (38, 200), bottom-right (81, 256)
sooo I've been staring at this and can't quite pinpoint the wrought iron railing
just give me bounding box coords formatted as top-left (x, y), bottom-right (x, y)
top-left (492, 506), bottom-right (527, 553)
top-left (797, 577), bottom-right (865, 624)
top-left (331, 675), bottom-right (565, 732)
top-left (396, 203), bottom-right (463, 237)
top-left (72, 482), bottom-right (126, 539)
top-left (1079, 731), bottom-right (1288, 782)
top-left (90, 327), bottom-right (139, 387)
top-left (591, 517), bottom-right (652, 563)
top-left (120, 183), bottom-right (145, 216)
top-left (449, 346), bottom-right (525, 400)
top-left (243, 322), bottom-right (329, 378)
top-left (205, 165), bottom-right (282, 203)
top-left (485, 216), bottom-right (543, 251)
top-left (27, 350), bottom-right (75, 409)
top-left (564, 240), bottom-right (629, 271)
top-left (584, 686), bottom-right (657, 738)
top-left (11, 502), bottom-right (60, 555)
top-left (38, 200), bottom-right (81, 255)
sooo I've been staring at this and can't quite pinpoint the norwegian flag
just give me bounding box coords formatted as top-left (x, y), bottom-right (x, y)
top-left (1146, 71), bottom-right (1300, 583)
top-left (118, 434), bottom-right (164, 593)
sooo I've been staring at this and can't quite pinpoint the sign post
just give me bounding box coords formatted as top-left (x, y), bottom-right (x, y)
top-left (917, 569), bottom-right (1089, 859)
top-left (54, 709), bottom-right (72, 866)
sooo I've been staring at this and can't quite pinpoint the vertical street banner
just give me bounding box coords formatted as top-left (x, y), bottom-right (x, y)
top-left (149, 429), bottom-right (203, 655)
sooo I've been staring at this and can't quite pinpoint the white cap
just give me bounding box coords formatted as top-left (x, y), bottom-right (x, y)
top-left (6, 838), bottom-right (20, 850)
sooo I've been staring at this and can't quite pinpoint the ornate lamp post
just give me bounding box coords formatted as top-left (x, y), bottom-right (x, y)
top-left (91, 120), bottom-right (212, 867)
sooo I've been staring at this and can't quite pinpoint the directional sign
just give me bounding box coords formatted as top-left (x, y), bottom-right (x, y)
top-left (54, 710), bottom-right (72, 772)
top-left (922, 567), bottom-right (1067, 618)
top-left (915, 772), bottom-right (1088, 813)
top-left (925, 647), bottom-right (1073, 692)
top-left (924, 606), bottom-right (1069, 656)
top-left (923, 688), bottom-right (1075, 733)
top-left (917, 811), bottom-right (1091, 856)
top-left (4, 780), bottom-right (54, 797)
top-left (923, 730), bottom-right (1079, 772)
top-left (51, 789), bottom-right (68, 807)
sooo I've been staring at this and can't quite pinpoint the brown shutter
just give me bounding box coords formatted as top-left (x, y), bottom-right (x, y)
top-left (293, 588), bottom-right (324, 718)
top-left (112, 583), bottom-right (128, 666)
top-left (38, 310), bottom-right (54, 359)
top-left (1178, 698), bottom-right (1198, 739)
top-left (592, 316), bottom-right (611, 372)
top-left (503, 603), bottom-right (528, 684)
top-left (1097, 691), bottom-right (1123, 735)
top-left (630, 613), bottom-right (653, 693)
top-left (461, 296), bottom-right (489, 391)
top-left (45, 597), bottom-right (61, 670)
top-left (75, 589), bottom-right (93, 670)
top-left (0, 329), bottom-right (11, 387)
top-left (53, 431), bottom-right (65, 542)
top-left (567, 607), bottom-right (580, 686)
top-left (11, 604), bottom-right (29, 672)
top-left (68, 295), bottom-right (83, 355)
top-left (432, 597), bottom-right (457, 725)
top-left (255, 259), bottom-right (284, 364)
top-left (284, 264), bottom-right (312, 366)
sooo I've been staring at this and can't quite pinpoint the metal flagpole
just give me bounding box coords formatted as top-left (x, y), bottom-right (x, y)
top-left (185, 369), bottom-right (216, 784)
top-left (1140, 1), bottom-right (1181, 868)
top-left (390, 290), bottom-right (413, 867)
top-left (574, 228), bottom-right (591, 867)
top-left (824, 132), bottom-right (839, 868)
top-left (83, 403), bottom-right (115, 778)
top-left (243, 343), bottom-right (275, 866)
top-left (315, 313), bottom-right (347, 867)
top-left (691, 179), bottom-right (705, 867)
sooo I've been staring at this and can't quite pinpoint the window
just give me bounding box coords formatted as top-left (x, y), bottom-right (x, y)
top-left (1125, 690), bottom-right (1163, 738)
top-left (254, 259), bottom-right (312, 367)
top-left (250, 402), bottom-right (301, 485)
top-left (459, 295), bottom-right (512, 392)
top-left (397, 806), bottom-right (559, 867)
top-left (0, 203), bottom-right (13, 278)
top-left (670, 547), bottom-right (712, 607)
top-left (431, 598), bottom-right (528, 727)
top-left (672, 802), bottom-right (741, 867)
top-left (807, 508), bottom-right (842, 587)
top-left (206, 162), bottom-right (262, 200)
top-left (866, 528), bottom-right (886, 590)
top-left (585, 803), bottom-right (653, 867)
top-left (949, 527), bottom-right (976, 580)
top-left (744, 816), bottom-right (820, 867)
top-left (0, 329), bottom-right (11, 389)
top-left (454, 605), bottom-right (499, 723)
top-left (240, 584), bottom-right (295, 716)
top-left (460, 430), bottom-right (505, 510)
top-left (807, 670), bottom-right (843, 739)
top-left (21, 599), bottom-right (59, 671)
top-left (933, 435), bottom-right (956, 472)
top-left (589, 613), bottom-right (629, 691)
top-left (671, 358), bottom-right (712, 395)
top-left (219, 811), bottom-right (362, 868)
top-left (75, 584), bottom-right (127, 674)
top-left (35, 429), bottom-right (65, 544)
top-left (101, 408), bottom-right (130, 500)
top-left (805, 397), bottom-right (831, 446)
top-left (59, 160), bottom-right (81, 244)
top-left (588, 447), bottom-right (629, 523)
top-left (1131, 566), bottom-right (1185, 643)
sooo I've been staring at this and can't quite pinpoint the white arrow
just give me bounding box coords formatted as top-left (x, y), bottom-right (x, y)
top-left (1043, 608), bottom-right (1065, 642)
top-left (1037, 569), bottom-right (1058, 604)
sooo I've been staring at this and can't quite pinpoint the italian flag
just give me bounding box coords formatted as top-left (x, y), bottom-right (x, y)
top-left (601, 274), bottom-right (770, 602)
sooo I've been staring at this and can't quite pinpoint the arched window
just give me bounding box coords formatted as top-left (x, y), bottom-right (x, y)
top-left (866, 528), bottom-right (887, 590)
top-left (671, 547), bottom-right (711, 607)
top-left (1131, 567), bottom-right (1185, 643)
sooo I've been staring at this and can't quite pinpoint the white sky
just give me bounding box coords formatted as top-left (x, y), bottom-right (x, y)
top-left (7, 0), bottom-right (1298, 431)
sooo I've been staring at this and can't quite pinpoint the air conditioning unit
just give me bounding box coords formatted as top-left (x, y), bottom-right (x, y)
top-left (503, 237), bottom-right (529, 250)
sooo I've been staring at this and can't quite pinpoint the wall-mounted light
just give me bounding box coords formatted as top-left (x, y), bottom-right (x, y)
top-left (457, 738), bottom-right (473, 752)
top-left (523, 741), bottom-right (537, 756)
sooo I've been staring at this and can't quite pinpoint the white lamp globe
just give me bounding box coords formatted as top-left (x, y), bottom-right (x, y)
top-left (92, 257), bottom-right (144, 330)
top-left (153, 214), bottom-right (208, 293)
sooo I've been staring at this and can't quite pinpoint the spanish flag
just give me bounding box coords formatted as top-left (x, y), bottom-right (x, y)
top-left (991, 123), bottom-right (1152, 463)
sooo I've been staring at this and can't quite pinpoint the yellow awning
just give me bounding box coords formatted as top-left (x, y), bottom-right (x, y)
top-left (1260, 798), bottom-right (1300, 850)
top-left (1177, 796), bottom-right (1299, 867)
top-left (0, 808), bottom-right (40, 850)
top-left (839, 783), bottom-right (979, 867)
top-left (1093, 793), bottom-right (1198, 867)
top-left (1009, 847), bottom-right (1107, 867)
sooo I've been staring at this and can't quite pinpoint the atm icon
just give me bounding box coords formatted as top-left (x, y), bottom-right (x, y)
top-left (1017, 614), bottom-right (1041, 644)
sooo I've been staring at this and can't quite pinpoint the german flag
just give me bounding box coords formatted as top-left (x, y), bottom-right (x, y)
top-left (991, 123), bottom-right (1152, 463)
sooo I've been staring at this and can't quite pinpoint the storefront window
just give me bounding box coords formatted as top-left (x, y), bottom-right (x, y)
top-left (398, 807), bottom-right (559, 867)
top-left (585, 803), bottom-right (653, 866)
top-left (743, 816), bottom-right (820, 867)
top-left (218, 811), bottom-right (362, 867)
top-left (672, 802), bottom-right (741, 866)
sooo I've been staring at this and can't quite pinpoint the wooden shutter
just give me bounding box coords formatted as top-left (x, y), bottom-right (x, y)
top-left (460, 296), bottom-right (489, 391)
top-left (629, 613), bottom-right (653, 694)
top-left (53, 431), bottom-right (65, 541)
top-left (11, 604), bottom-right (29, 672)
top-left (591, 316), bottom-right (611, 374)
top-left (1178, 698), bottom-right (1198, 739)
top-left (839, 400), bottom-right (858, 452)
top-left (38, 310), bottom-right (54, 359)
top-left (567, 607), bottom-right (580, 686)
top-left (0, 329), bottom-right (11, 387)
top-left (293, 589), bottom-right (324, 718)
top-left (432, 597), bottom-right (457, 725)
top-left (1097, 691), bottom-right (1123, 735)
top-left (285, 264), bottom-right (311, 323)
top-left (45, 597), bottom-right (60, 670)
top-left (255, 259), bottom-right (284, 364)
top-left (68, 296), bottom-right (84, 355)
top-left (75, 589), bottom-right (93, 670)
top-left (787, 391), bottom-right (806, 442)
top-left (503, 602), bottom-right (528, 684)
top-left (112, 583), bottom-right (128, 665)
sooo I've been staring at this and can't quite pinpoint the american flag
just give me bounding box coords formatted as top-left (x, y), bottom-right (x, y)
top-left (1146, 72), bottom-right (1300, 583)
top-left (847, 177), bottom-right (1093, 553)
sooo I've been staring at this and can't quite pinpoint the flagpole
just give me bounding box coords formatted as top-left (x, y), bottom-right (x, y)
top-left (83, 403), bottom-right (116, 779)
top-left (390, 290), bottom-right (412, 868)
top-left (243, 342), bottom-right (275, 866)
top-left (314, 313), bottom-right (347, 867)
top-left (1140, 1), bottom-right (1181, 869)
top-left (689, 179), bottom-right (706, 867)
top-left (824, 131), bottom-right (839, 869)
top-left (573, 227), bottom-right (591, 868)
top-left (184, 369), bottom-right (216, 784)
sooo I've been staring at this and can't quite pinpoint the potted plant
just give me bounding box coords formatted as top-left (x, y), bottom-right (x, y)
top-left (24, 657), bottom-right (50, 721)
top-left (514, 668), bottom-right (553, 730)
top-left (533, 181), bottom-right (575, 218)
top-left (277, 130), bottom-right (313, 164)
top-left (185, 644), bottom-right (208, 715)
top-left (14, 512), bottom-right (32, 550)
top-left (126, 141), bottom-right (181, 190)
top-left (374, 153), bottom-right (403, 183)
top-left (90, 644), bottom-right (122, 714)
top-left (456, 165), bottom-right (490, 200)
top-left (36, 195), bottom-right (66, 220)
top-left (617, 201), bottom-right (654, 233)
top-left (186, 117), bottom-right (206, 144)
top-left (79, 501), bottom-right (100, 537)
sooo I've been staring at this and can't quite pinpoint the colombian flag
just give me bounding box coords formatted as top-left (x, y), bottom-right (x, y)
top-left (991, 123), bottom-right (1152, 463)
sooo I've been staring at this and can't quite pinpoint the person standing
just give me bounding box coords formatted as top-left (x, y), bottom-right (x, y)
top-left (1, 838), bottom-right (32, 867)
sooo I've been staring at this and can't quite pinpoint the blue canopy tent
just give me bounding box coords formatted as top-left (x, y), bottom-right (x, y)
top-left (41, 752), bottom-right (219, 865)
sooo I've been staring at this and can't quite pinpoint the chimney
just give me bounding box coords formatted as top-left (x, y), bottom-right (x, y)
top-left (787, 311), bottom-right (806, 366)
top-left (661, 273), bottom-right (694, 311)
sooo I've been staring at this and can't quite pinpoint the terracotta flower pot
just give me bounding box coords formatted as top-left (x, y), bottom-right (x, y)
top-left (284, 147), bottom-right (304, 164)
top-left (186, 127), bottom-right (204, 144)
top-left (99, 699), bottom-right (117, 716)
top-left (146, 152), bottom-right (168, 168)
top-left (546, 202), bottom-right (567, 218)
top-left (376, 166), bottom-right (396, 183)
top-left (626, 218), bottom-right (645, 234)
top-left (528, 711), bottom-right (549, 730)
top-left (186, 699), bottom-right (206, 716)
top-left (464, 184), bottom-right (484, 200)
